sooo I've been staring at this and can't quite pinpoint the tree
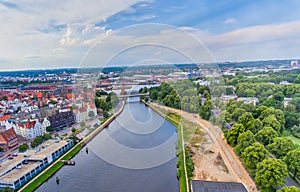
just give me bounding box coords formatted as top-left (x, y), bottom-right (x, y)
top-left (285, 148), bottom-right (300, 178)
top-left (232, 108), bottom-right (246, 122)
top-left (259, 107), bottom-right (285, 128)
top-left (267, 137), bottom-right (295, 159)
top-left (88, 111), bottom-right (95, 118)
top-left (255, 126), bottom-right (278, 146)
top-left (199, 99), bottom-right (213, 120)
top-left (277, 186), bottom-right (300, 192)
top-left (0, 147), bottom-right (3, 152)
top-left (241, 142), bottom-right (268, 169)
top-left (234, 131), bottom-right (255, 156)
top-left (72, 128), bottom-right (76, 133)
top-left (225, 124), bottom-right (245, 146)
top-left (18, 143), bottom-right (28, 152)
top-left (0, 187), bottom-right (14, 192)
top-left (291, 125), bottom-right (300, 138)
top-left (262, 115), bottom-right (282, 134)
top-left (246, 119), bottom-right (263, 134)
top-left (80, 121), bottom-right (86, 127)
top-left (238, 112), bottom-right (254, 127)
top-left (203, 90), bottom-right (211, 100)
top-left (255, 158), bottom-right (288, 190)
top-left (103, 111), bottom-right (109, 118)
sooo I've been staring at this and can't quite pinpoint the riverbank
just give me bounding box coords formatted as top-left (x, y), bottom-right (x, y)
top-left (19, 99), bottom-right (126, 192)
top-left (150, 102), bottom-right (259, 192)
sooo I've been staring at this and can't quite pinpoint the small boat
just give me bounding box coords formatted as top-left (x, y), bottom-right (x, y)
top-left (56, 176), bottom-right (60, 185)
top-left (61, 160), bottom-right (75, 165)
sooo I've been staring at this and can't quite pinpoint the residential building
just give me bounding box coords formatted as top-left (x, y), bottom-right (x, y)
top-left (238, 97), bottom-right (259, 106)
top-left (0, 128), bottom-right (18, 152)
top-left (47, 111), bottom-right (75, 131)
top-left (42, 118), bottom-right (51, 133)
top-left (18, 120), bottom-right (44, 139)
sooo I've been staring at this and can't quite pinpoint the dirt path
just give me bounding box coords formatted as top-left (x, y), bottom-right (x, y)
top-left (152, 103), bottom-right (259, 192)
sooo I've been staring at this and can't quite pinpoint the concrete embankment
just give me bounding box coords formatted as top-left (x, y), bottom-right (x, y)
top-left (81, 99), bottom-right (126, 146)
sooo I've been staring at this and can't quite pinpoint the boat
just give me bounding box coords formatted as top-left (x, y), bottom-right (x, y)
top-left (61, 160), bottom-right (75, 165)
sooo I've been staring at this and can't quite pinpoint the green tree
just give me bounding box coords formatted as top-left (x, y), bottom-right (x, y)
top-left (232, 108), bottom-right (246, 122)
top-left (234, 131), bottom-right (255, 156)
top-left (285, 148), bottom-right (300, 178)
top-left (262, 115), bottom-right (282, 133)
top-left (18, 143), bottom-right (28, 152)
top-left (246, 119), bottom-right (263, 134)
top-left (238, 112), bottom-right (254, 127)
top-left (277, 186), bottom-right (300, 192)
top-left (0, 187), bottom-right (14, 192)
top-left (199, 99), bottom-right (213, 120)
top-left (80, 121), bottom-right (86, 127)
top-left (225, 124), bottom-right (245, 146)
top-left (241, 142), bottom-right (268, 169)
top-left (203, 90), bottom-right (211, 100)
top-left (268, 137), bottom-right (295, 159)
top-left (103, 111), bottom-right (109, 118)
top-left (259, 107), bottom-right (285, 128)
top-left (255, 127), bottom-right (279, 145)
top-left (255, 158), bottom-right (288, 191)
top-left (88, 111), bottom-right (95, 118)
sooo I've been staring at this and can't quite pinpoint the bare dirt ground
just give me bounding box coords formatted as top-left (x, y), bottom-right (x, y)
top-left (152, 103), bottom-right (259, 192)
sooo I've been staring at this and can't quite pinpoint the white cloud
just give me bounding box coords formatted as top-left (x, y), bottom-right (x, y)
top-left (0, 0), bottom-right (145, 70)
top-left (224, 18), bottom-right (237, 25)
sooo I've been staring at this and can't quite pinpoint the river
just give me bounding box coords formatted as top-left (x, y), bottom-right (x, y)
top-left (36, 97), bottom-right (179, 192)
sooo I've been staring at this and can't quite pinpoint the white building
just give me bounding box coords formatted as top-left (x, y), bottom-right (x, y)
top-left (42, 118), bottom-right (51, 133)
top-left (238, 97), bottom-right (259, 106)
top-left (283, 98), bottom-right (293, 108)
top-left (18, 120), bottom-right (44, 139)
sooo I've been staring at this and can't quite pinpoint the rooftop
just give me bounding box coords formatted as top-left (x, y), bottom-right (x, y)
top-left (0, 162), bottom-right (40, 182)
top-left (23, 139), bottom-right (70, 160)
top-left (191, 180), bottom-right (248, 192)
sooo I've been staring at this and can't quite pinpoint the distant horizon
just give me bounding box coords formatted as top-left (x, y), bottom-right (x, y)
top-left (0, 58), bottom-right (298, 73)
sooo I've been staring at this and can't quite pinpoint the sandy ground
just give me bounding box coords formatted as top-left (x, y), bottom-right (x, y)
top-left (152, 103), bottom-right (259, 192)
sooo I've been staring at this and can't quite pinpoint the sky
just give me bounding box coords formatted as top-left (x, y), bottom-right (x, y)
top-left (1, 0), bottom-right (300, 70)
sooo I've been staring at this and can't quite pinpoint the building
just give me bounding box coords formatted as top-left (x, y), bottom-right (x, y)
top-left (42, 118), bottom-right (51, 133)
top-left (283, 98), bottom-right (292, 108)
top-left (47, 111), bottom-right (75, 131)
top-left (291, 60), bottom-right (298, 68)
top-left (17, 120), bottom-right (44, 139)
top-left (0, 129), bottom-right (18, 152)
top-left (0, 115), bottom-right (10, 127)
top-left (237, 97), bottom-right (259, 106)
top-left (0, 139), bottom-right (74, 190)
top-left (191, 180), bottom-right (248, 192)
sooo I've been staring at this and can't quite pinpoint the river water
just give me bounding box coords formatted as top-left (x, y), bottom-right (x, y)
top-left (36, 97), bottom-right (179, 192)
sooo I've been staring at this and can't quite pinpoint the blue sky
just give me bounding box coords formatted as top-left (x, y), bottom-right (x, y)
top-left (1, 0), bottom-right (300, 70)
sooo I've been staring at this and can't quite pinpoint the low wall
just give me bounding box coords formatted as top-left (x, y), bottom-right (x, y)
top-left (81, 99), bottom-right (126, 146)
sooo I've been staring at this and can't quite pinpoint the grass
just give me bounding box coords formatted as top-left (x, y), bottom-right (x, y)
top-left (282, 130), bottom-right (300, 148)
top-left (21, 144), bottom-right (82, 192)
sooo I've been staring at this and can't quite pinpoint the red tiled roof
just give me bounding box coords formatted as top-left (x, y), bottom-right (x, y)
top-left (0, 128), bottom-right (17, 142)
top-left (0, 115), bottom-right (10, 121)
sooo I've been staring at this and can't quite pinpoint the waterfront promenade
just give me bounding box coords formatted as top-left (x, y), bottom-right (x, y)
top-left (18, 99), bottom-right (126, 192)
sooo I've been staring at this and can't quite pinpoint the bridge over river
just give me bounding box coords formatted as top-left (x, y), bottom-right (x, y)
top-left (118, 93), bottom-right (149, 98)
